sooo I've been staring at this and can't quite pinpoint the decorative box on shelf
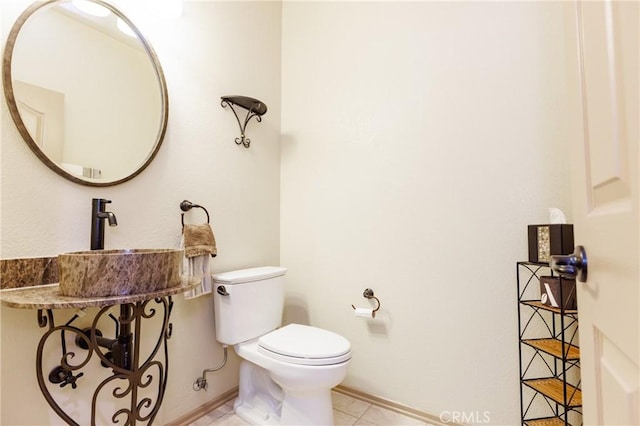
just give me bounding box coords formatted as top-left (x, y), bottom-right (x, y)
top-left (527, 224), bottom-right (574, 263)
top-left (539, 275), bottom-right (577, 310)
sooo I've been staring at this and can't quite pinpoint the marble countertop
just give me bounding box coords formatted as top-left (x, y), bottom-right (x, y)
top-left (0, 277), bottom-right (200, 309)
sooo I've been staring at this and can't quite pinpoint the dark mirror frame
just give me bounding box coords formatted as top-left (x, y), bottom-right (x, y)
top-left (2, 0), bottom-right (169, 187)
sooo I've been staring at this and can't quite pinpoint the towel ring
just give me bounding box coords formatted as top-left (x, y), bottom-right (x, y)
top-left (180, 200), bottom-right (210, 228)
top-left (351, 288), bottom-right (381, 313)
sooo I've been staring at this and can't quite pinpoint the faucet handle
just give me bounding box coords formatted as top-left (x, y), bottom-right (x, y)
top-left (60, 371), bottom-right (84, 389)
top-left (48, 365), bottom-right (84, 389)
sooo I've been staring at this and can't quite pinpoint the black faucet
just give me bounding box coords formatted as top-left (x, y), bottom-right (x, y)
top-left (90, 198), bottom-right (117, 250)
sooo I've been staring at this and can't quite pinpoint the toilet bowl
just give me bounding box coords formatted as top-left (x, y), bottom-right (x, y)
top-left (234, 324), bottom-right (351, 425)
top-left (212, 267), bottom-right (352, 425)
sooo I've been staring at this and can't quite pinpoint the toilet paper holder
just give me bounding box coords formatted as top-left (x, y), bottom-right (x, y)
top-left (351, 288), bottom-right (381, 315)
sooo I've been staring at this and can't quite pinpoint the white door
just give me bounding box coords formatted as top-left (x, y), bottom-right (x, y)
top-left (562, 1), bottom-right (639, 424)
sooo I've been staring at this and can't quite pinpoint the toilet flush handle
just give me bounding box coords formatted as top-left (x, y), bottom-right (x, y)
top-left (216, 285), bottom-right (230, 296)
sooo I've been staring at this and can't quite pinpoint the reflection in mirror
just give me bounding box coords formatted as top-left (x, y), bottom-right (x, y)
top-left (2, 0), bottom-right (168, 186)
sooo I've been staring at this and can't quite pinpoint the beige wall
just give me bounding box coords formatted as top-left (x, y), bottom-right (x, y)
top-left (0, 1), bottom-right (281, 424)
top-left (2, 0), bottom-right (577, 424)
top-left (280, 2), bottom-right (573, 424)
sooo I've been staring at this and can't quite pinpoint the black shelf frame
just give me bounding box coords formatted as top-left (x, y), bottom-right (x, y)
top-left (517, 262), bottom-right (583, 426)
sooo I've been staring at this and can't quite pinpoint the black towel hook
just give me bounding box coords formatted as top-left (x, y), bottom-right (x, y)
top-left (180, 200), bottom-right (210, 228)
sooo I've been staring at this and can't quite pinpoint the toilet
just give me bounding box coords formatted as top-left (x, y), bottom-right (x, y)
top-left (212, 266), bottom-right (351, 425)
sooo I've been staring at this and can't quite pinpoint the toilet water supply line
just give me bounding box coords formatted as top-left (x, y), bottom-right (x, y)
top-left (193, 345), bottom-right (228, 391)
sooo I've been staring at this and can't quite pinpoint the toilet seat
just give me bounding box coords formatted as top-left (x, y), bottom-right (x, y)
top-left (258, 324), bottom-right (351, 366)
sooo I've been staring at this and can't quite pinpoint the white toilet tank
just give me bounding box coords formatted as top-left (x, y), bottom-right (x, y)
top-left (212, 266), bottom-right (287, 345)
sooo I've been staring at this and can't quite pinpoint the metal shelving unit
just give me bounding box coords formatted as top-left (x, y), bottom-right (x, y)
top-left (517, 262), bottom-right (582, 426)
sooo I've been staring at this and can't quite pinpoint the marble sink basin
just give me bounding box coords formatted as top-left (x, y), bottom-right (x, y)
top-left (58, 249), bottom-right (183, 297)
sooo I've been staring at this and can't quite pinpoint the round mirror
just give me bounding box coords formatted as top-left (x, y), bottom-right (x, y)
top-left (2, 0), bottom-right (168, 186)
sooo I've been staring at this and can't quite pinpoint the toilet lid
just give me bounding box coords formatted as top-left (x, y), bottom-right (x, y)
top-left (258, 324), bottom-right (351, 366)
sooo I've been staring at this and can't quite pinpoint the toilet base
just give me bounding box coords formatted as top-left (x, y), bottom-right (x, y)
top-left (279, 390), bottom-right (334, 425)
top-left (235, 400), bottom-right (281, 425)
top-left (233, 359), bottom-right (336, 425)
top-left (234, 360), bottom-right (283, 425)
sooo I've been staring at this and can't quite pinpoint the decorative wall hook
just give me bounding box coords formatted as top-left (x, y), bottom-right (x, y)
top-left (220, 96), bottom-right (267, 148)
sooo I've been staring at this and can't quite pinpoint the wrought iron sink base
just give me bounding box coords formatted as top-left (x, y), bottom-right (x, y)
top-left (35, 296), bottom-right (173, 426)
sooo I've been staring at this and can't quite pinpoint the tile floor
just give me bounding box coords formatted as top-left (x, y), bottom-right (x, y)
top-left (188, 391), bottom-right (435, 426)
